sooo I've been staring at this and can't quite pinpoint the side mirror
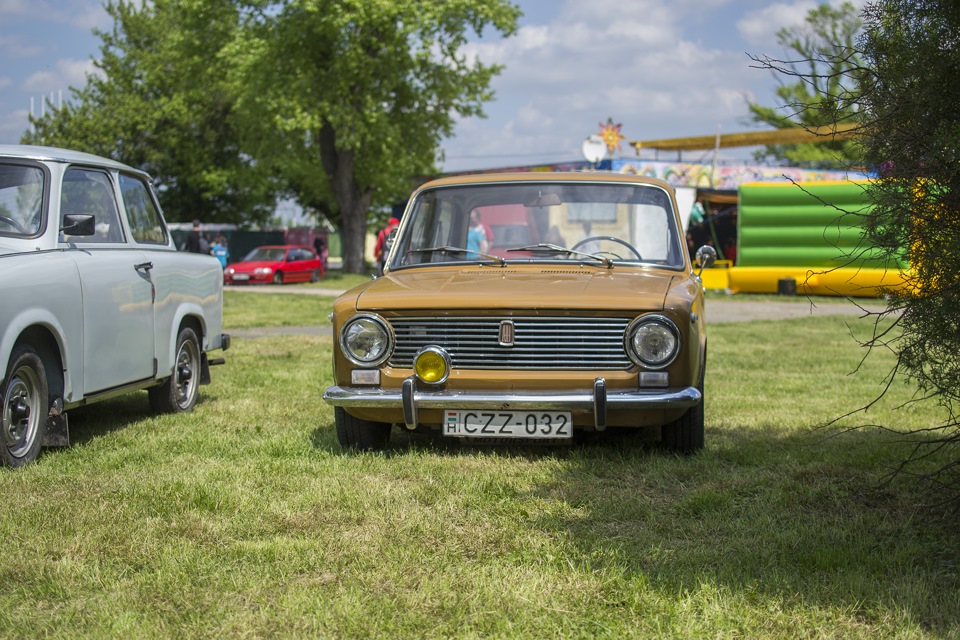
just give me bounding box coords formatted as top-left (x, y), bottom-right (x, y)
top-left (61, 214), bottom-right (96, 236)
top-left (385, 227), bottom-right (398, 252)
top-left (695, 245), bottom-right (717, 275)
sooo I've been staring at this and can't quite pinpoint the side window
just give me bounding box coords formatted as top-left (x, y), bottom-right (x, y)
top-left (0, 163), bottom-right (44, 238)
top-left (61, 168), bottom-right (124, 244)
top-left (119, 173), bottom-right (168, 245)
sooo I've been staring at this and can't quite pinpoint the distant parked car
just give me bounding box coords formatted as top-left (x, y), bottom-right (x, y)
top-left (323, 172), bottom-right (716, 452)
top-left (0, 145), bottom-right (230, 467)
top-left (223, 245), bottom-right (323, 285)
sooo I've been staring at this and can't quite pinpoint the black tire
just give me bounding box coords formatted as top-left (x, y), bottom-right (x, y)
top-left (310, 269), bottom-right (320, 283)
top-left (1, 344), bottom-right (48, 467)
top-left (272, 271), bottom-right (284, 285)
top-left (661, 378), bottom-right (705, 454)
top-left (149, 327), bottom-right (201, 414)
top-left (334, 407), bottom-right (391, 451)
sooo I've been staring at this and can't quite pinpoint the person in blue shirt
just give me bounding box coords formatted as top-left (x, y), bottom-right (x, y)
top-left (466, 210), bottom-right (489, 259)
top-left (211, 235), bottom-right (229, 268)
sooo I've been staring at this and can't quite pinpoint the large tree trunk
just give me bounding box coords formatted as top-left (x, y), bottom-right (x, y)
top-left (319, 123), bottom-right (373, 274)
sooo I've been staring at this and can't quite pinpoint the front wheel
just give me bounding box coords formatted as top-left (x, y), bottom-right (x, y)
top-left (334, 407), bottom-right (391, 451)
top-left (149, 327), bottom-right (201, 414)
top-left (272, 271), bottom-right (284, 285)
top-left (661, 379), bottom-right (704, 454)
top-left (1, 345), bottom-right (48, 467)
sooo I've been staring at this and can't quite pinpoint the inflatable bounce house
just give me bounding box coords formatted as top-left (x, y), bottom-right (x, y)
top-left (698, 180), bottom-right (909, 297)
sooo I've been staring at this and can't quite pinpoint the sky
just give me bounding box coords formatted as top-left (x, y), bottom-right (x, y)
top-left (0, 0), bottom-right (857, 173)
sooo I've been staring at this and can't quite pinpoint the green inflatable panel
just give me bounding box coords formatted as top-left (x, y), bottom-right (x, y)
top-left (738, 181), bottom-right (889, 268)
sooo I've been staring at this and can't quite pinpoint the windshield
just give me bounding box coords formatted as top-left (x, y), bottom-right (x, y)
top-left (390, 180), bottom-right (685, 270)
top-left (243, 247), bottom-right (287, 262)
top-left (0, 163), bottom-right (44, 238)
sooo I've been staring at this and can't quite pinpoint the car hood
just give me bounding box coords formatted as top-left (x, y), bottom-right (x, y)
top-left (355, 266), bottom-right (677, 312)
top-left (0, 238), bottom-right (31, 255)
top-left (229, 260), bottom-right (279, 272)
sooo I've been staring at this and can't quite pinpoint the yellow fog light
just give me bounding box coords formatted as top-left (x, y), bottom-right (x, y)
top-left (414, 346), bottom-right (451, 385)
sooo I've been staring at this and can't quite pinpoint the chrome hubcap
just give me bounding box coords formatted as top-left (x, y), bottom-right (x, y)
top-left (175, 340), bottom-right (199, 409)
top-left (3, 368), bottom-right (40, 457)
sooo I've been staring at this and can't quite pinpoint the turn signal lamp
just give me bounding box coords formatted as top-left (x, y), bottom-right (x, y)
top-left (414, 346), bottom-right (450, 385)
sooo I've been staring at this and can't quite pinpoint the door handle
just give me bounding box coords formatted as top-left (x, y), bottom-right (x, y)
top-left (135, 261), bottom-right (154, 272)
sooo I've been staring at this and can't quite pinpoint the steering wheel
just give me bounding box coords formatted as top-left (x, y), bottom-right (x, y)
top-left (0, 214), bottom-right (27, 234)
top-left (572, 236), bottom-right (642, 261)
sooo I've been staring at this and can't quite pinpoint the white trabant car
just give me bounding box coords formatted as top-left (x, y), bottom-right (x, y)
top-left (0, 145), bottom-right (230, 467)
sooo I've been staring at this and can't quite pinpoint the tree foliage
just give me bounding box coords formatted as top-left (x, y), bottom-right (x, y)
top-left (229, 0), bottom-right (520, 272)
top-left (748, 2), bottom-right (865, 167)
top-left (854, 0), bottom-right (960, 503)
top-left (24, 0), bottom-right (278, 225)
top-left (22, 0), bottom-right (519, 256)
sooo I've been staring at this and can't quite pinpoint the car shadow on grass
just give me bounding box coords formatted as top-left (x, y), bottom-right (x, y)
top-left (56, 391), bottom-right (212, 448)
top-left (309, 422), bottom-right (668, 459)
top-left (526, 424), bottom-right (960, 635)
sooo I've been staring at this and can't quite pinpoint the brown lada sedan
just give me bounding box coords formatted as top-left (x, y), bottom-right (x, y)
top-left (323, 172), bottom-right (716, 452)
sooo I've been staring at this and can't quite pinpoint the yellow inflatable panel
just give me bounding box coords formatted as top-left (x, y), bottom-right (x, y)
top-left (700, 260), bottom-right (731, 291)
top-left (724, 266), bottom-right (909, 297)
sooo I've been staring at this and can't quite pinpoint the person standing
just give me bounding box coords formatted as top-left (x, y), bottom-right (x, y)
top-left (313, 234), bottom-right (329, 274)
top-left (374, 217), bottom-right (400, 274)
top-left (211, 235), bottom-right (229, 268)
top-left (466, 210), bottom-right (489, 259)
top-left (182, 219), bottom-right (204, 253)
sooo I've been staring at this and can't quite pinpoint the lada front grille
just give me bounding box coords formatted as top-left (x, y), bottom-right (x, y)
top-left (388, 316), bottom-right (632, 370)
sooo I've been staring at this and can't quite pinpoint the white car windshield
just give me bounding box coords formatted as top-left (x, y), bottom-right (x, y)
top-left (390, 181), bottom-right (685, 270)
top-left (0, 163), bottom-right (44, 238)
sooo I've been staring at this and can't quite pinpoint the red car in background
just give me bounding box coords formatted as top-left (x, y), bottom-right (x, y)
top-left (224, 245), bottom-right (324, 285)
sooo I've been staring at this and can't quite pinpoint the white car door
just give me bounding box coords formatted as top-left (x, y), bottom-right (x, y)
top-left (60, 167), bottom-right (155, 395)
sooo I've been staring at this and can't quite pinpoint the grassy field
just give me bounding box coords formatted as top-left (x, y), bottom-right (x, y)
top-left (1, 295), bottom-right (957, 638)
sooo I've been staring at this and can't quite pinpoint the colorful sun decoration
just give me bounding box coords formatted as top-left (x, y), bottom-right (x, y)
top-left (598, 118), bottom-right (625, 154)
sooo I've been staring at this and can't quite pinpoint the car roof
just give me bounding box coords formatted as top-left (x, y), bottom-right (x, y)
top-left (0, 144), bottom-right (149, 178)
top-left (416, 171), bottom-right (675, 192)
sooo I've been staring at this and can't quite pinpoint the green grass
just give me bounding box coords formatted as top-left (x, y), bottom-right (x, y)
top-left (223, 291), bottom-right (334, 329)
top-left (704, 289), bottom-right (887, 305)
top-left (307, 270), bottom-right (374, 291)
top-left (0, 313), bottom-right (957, 638)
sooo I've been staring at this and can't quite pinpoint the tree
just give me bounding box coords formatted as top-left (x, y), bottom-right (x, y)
top-left (747, 2), bottom-right (865, 167)
top-left (853, 0), bottom-right (960, 503)
top-left (229, 0), bottom-right (520, 273)
top-left (23, 0), bottom-right (279, 225)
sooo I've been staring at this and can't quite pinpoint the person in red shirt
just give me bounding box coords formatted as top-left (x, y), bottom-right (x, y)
top-left (374, 217), bottom-right (400, 274)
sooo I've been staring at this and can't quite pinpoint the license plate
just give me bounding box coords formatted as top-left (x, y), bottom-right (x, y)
top-left (444, 410), bottom-right (572, 439)
top-left (232, 274), bottom-right (250, 281)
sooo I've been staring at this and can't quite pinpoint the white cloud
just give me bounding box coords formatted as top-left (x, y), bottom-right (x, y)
top-left (0, 77), bottom-right (11, 90)
top-left (0, 107), bottom-right (30, 141)
top-left (0, 34), bottom-right (43, 57)
top-left (737, 0), bottom-right (868, 49)
top-left (441, 0), bottom-right (793, 171)
top-left (0, 0), bottom-right (109, 30)
top-left (737, 2), bottom-right (817, 48)
top-left (444, 0), bottom-right (767, 171)
top-left (23, 57), bottom-right (97, 92)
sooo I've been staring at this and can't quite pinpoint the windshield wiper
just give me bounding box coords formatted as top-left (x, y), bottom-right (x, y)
top-left (507, 244), bottom-right (614, 269)
top-left (409, 245), bottom-right (507, 267)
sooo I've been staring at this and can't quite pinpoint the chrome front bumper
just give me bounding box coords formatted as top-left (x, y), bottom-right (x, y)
top-left (323, 377), bottom-right (701, 431)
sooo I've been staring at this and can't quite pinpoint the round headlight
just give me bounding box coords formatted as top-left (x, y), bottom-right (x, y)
top-left (254, 267), bottom-right (273, 275)
top-left (414, 346), bottom-right (450, 384)
top-left (340, 315), bottom-right (392, 366)
top-left (627, 316), bottom-right (680, 368)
